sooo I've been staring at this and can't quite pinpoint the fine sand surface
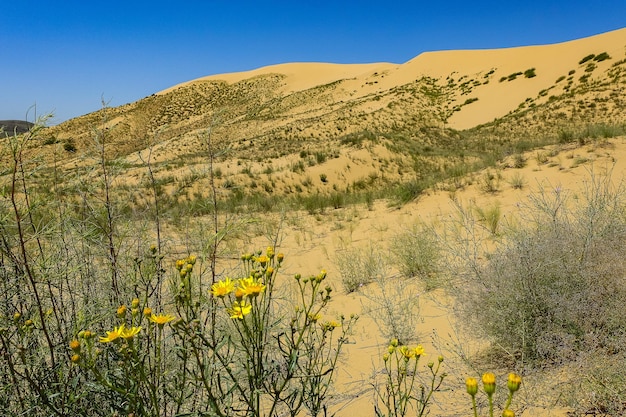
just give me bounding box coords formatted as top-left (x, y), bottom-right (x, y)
top-left (250, 137), bottom-right (626, 416)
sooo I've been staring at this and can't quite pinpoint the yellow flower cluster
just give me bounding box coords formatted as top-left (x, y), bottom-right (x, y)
top-left (385, 340), bottom-right (425, 361)
top-left (210, 248), bottom-right (279, 319)
top-left (175, 255), bottom-right (197, 278)
top-left (99, 324), bottom-right (142, 343)
top-left (465, 372), bottom-right (522, 417)
top-left (211, 276), bottom-right (266, 299)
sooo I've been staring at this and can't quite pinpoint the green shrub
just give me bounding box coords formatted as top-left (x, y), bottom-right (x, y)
top-left (593, 52), bottom-right (611, 62)
top-left (524, 68), bottom-right (536, 78)
top-left (579, 54), bottom-right (595, 65)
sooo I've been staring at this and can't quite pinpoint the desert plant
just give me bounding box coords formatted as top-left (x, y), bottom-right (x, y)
top-left (374, 340), bottom-right (445, 417)
top-left (390, 223), bottom-right (441, 288)
top-left (507, 172), bottom-right (526, 189)
top-left (465, 372), bottom-right (522, 417)
top-left (474, 202), bottom-right (502, 236)
top-left (335, 244), bottom-right (389, 293)
top-left (453, 170), bottom-right (626, 366)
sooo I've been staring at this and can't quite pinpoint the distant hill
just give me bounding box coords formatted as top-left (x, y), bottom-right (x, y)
top-left (0, 120), bottom-right (33, 135)
top-left (10, 27), bottom-right (626, 210)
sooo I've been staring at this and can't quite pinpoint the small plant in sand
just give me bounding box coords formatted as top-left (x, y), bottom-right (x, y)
top-left (465, 372), bottom-right (522, 417)
top-left (374, 339), bottom-right (446, 417)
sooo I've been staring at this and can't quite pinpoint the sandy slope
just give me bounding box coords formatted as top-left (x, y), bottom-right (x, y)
top-left (161, 27), bottom-right (626, 132)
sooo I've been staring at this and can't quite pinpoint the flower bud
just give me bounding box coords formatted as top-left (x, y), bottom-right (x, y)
top-left (465, 377), bottom-right (478, 396)
top-left (116, 305), bottom-right (127, 318)
top-left (502, 410), bottom-right (515, 417)
top-left (383, 353), bottom-right (389, 362)
top-left (131, 298), bottom-right (140, 309)
top-left (71, 354), bottom-right (80, 364)
top-left (482, 372), bottom-right (496, 395)
top-left (69, 340), bottom-right (81, 352)
top-left (507, 373), bottom-right (522, 393)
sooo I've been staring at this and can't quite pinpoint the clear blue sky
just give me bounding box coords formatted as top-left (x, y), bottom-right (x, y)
top-left (3, 1), bottom-right (625, 124)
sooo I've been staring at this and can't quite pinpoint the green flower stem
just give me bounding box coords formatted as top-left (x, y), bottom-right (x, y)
top-left (471, 396), bottom-right (478, 417)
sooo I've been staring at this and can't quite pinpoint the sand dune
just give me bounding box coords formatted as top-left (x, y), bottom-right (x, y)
top-left (162, 27), bottom-right (626, 130)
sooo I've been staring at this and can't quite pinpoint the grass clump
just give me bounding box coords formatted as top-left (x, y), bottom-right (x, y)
top-left (335, 244), bottom-right (388, 293)
top-left (390, 223), bottom-right (442, 289)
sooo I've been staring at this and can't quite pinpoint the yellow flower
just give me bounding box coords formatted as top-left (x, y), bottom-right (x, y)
top-left (308, 313), bottom-right (321, 323)
top-left (238, 276), bottom-right (266, 297)
top-left (321, 320), bottom-right (340, 331)
top-left (149, 313), bottom-right (176, 326)
top-left (143, 307), bottom-right (153, 317)
top-left (507, 373), bottom-right (522, 393)
top-left (465, 377), bottom-right (478, 396)
top-left (502, 410), bottom-right (515, 417)
top-left (414, 345), bottom-right (425, 357)
top-left (175, 259), bottom-right (185, 270)
top-left (131, 298), bottom-right (140, 309)
top-left (71, 354), bottom-right (80, 364)
top-left (256, 255), bottom-right (269, 266)
top-left (100, 325), bottom-right (125, 343)
top-left (482, 372), bottom-right (496, 395)
top-left (69, 339), bottom-right (81, 352)
top-left (116, 305), bottom-right (127, 318)
top-left (399, 345), bottom-right (415, 360)
top-left (121, 326), bottom-right (141, 340)
top-left (266, 246), bottom-right (275, 259)
top-left (228, 301), bottom-right (252, 319)
top-left (211, 278), bottom-right (235, 298)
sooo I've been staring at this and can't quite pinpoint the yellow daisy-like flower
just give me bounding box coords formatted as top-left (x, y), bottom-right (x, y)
top-left (211, 278), bottom-right (235, 298)
top-left (414, 345), bottom-right (425, 357)
top-left (99, 325), bottom-right (125, 343)
top-left (321, 320), bottom-right (341, 331)
top-left (71, 354), bottom-right (80, 364)
top-left (121, 326), bottom-right (141, 340)
top-left (149, 313), bottom-right (176, 326)
top-left (308, 313), bottom-right (321, 323)
top-left (238, 276), bottom-right (266, 297)
top-left (228, 301), bottom-right (252, 319)
top-left (256, 255), bottom-right (269, 266)
top-left (399, 345), bottom-right (415, 359)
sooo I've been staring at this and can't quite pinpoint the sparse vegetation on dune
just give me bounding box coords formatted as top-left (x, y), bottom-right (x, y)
top-left (2, 28), bottom-right (626, 416)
